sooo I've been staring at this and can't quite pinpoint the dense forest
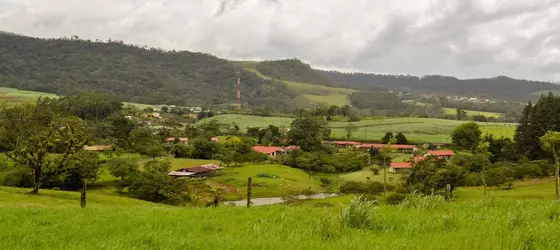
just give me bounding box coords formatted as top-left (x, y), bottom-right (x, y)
top-left (319, 71), bottom-right (560, 101)
top-left (0, 33), bottom-right (296, 109)
top-left (256, 59), bottom-right (331, 85)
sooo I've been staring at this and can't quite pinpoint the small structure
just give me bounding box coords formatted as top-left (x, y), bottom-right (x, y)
top-left (252, 145), bottom-right (300, 157)
top-left (166, 138), bottom-right (189, 144)
top-left (414, 156), bottom-right (426, 162)
top-left (83, 145), bottom-right (113, 152)
top-left (390, 162), bottom-right (413, 173)
top-left (169, 164), bottom-right (224, 178)
top-left (211, 137), bottom-right (220, 142)
top-left (426, 150), bottom-right (455, 160)
top-left (358, 143), bottom-right (417, 152)
top-left (327, 141), bottom-right (362, 148)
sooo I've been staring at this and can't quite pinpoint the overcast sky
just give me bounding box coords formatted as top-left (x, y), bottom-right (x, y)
top-left (1, 0), bottom-right (559, 82)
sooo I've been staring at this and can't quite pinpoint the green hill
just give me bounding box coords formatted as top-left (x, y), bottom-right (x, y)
top-left (0, 33), bottom-right (295, 110)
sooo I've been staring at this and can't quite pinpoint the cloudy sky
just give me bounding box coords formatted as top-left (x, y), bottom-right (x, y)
top-left (1, 0), bottom-right (560, 82)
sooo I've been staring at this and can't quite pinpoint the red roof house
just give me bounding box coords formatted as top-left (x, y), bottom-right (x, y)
top-left (390, 162), bottom-right (413, 173)
top-left (166, 137), bottom-right (189, 143)
top-left (427, 150), bottom-right (455, 159)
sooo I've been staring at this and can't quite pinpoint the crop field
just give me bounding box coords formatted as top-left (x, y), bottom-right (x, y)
top-left (203, 115), bottom-right (517, 143)
top-left (1, 187), bottom-right (559, 249)
top-left (0, 87), bottom-right (58, 107)
top-left (442, 107), bottom-right (503, 118)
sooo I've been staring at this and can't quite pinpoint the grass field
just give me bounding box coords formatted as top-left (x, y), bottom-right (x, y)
top-left (210, 164), bottom-right (324, 199)
top-left (1, 187), bottom-right (559, 249)
top-left (442, 107), bottom-right (503, 118)
top-left (202, 114), bottom-right (517, 143)
top-left (0, 87), bottom-right (58, 107)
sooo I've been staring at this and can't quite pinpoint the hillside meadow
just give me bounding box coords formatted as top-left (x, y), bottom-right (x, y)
top-left (0, 186), bottom-right (559, 249)
top-left (200, 114), bottom-right (517, 143)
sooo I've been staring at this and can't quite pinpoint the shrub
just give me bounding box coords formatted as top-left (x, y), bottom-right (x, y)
top-left (2, 167), bottom-right (33, 188)
top-left (386, 193), bottom-right (406, 205)
top-left (319, 177), bottom-right (333, 187)
top-left (401, 193), bottom-right (445, 210)
top-left (341, 195), bottom-right (376, 229)
top-left (340, 181), bottom-right (394, 195)
top-left (371, 167), bottom-right (380, 175)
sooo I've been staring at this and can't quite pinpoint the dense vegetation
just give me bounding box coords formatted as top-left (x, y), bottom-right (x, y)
top-left (320, 71), bottom-right (560, 101)
top-left (256, 59), bottom-right (331, 85)
top-left (0, 33), bottom-right (296, 109)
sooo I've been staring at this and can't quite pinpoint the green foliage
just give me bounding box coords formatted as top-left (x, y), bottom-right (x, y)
top-left (340, 195), bottom-right (376, 229)
top-left (401, 193), bottom-right (445, 210)
top-left (0, 33), bottom-right (296, 109)
top-left (340, 181), bottom-right (393, 195)
top-left (406, 158), bottom-right (465, 195)
top-left (386, 193), bottom-right (407, 205)
top-left (456, 108), bottom-right (468, 121)
top-left (395, 132), bottom-right (408, 144)
top-left (2, 166), bottom-right (33, 188)
top-left (452, 122), bottom-right (482, 150)
top-left (256, 59), bottom-right (330, 86)
top-left (128, 159), bottom-right (190, 205)
top-left (105, 158), bottom-right (138, 180)
top-left (288, 117), bottom-right (331, 151)
top-left (381, 132), bottom-right (394, 144)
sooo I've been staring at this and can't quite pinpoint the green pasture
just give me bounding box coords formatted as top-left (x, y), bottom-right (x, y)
top-left (442, 107), bottom-right (503, 118)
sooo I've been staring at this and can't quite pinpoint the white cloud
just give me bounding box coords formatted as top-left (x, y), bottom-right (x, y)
top-left (1, 0), bottom-right (559, 81)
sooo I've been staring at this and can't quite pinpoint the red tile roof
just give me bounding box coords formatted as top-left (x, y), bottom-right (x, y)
top-left (392, 144), bottom-right (417, 149)
top-left (331, 141), bottom-right (361, 145)
top-left (167, 137), bottom-right (188, 142)
top-left (253, 146), bottom-right (282, 154)
top-left (211, 137), bottom-right (219, 142)
top-left (414, 156), bottom-right (426, 162)
top-left (359, 143), bottom-right (416, 149)
top-left (428, 150), bottom-right (455, 156)
top-left (391, 162), bottom-right (413, 169)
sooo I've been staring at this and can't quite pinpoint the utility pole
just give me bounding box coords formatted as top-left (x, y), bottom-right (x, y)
top-left (236, 72), bottom-right (242, 110)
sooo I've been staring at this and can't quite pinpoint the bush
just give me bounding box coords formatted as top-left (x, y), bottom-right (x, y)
top-left (319, 177), bottom-right (333, 188)
top-left (401, 193), bottom-right (445, 210)
top-left (256, 173), bottom-right (277, 178)
top-left (371, 167), bottom-right (380, 175)
top-left (340, 181), bottom-right (394, 195)
top-left (386, 193), bottom-right (406, 205)
top-left (341, 195), bottom-right (376, 229)
top-left (2, 167), bottom-right (33, 188)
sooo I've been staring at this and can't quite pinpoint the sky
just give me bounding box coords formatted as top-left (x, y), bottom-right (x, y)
top-left (1, 0), bottom-right (560, 82)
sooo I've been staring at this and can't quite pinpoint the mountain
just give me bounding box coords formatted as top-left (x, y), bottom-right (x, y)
top-left (255, 59), bottom-right (332, 86)
top-left (319, 70), bottom-right (560, 101)
top-left (0, 33), bottom-right (296, 109)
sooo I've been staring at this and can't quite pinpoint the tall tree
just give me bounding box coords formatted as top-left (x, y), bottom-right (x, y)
top-left (395, 132), bottom-right (408, 144)
top-left (456, 108), bottom-right (468, 121)
top-left (345, 123), bottom-right (359, 140)
top-left (540, 131), bottom-right (560, 200)
top-left (0, 103), bottom-right (88, 194)
top-left (288, 117), bottom-right (331, 152)
top-left (67, 151), bottom-right (101, 208)
top-left (381, 132), bottom-right (394, 144)
top-left (451, 123), bottom-right (481, 150)
top-left (514, 101), bottom-right (536, 159)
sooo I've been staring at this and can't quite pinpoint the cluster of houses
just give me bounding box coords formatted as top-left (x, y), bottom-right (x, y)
top-left (252, 145), bottom-right (300, 157)
top-left (165, 137), bottom-right (220, 144)
top-left (168, 164), bottom-right (223, 178)
top-left (389, 150), bottom-right (455, 173)
top-left (324, 141), bottom-right (418, 153)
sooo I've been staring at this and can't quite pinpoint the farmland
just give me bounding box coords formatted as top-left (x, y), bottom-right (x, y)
top-left (200, 114), bottom-right (517, 143)
top-left (0, 87), bottom-right (58, 107)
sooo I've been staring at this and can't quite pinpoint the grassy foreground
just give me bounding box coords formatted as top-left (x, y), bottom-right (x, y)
top-left (0, 190), bottom-right (559, 249)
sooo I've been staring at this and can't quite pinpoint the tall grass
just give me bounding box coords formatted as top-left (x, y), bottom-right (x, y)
top-left (340, 195), bottom-right (376, 229)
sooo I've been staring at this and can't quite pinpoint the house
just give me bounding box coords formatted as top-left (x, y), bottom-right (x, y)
top-left (252, 146), bottom-right (300, 157)
top-left (414, 156), bottom-right (426, 162)
top-left (358, 143), bottom-right (417, 152)
top-left (211, 137), bottom-right (220, 142)
top-left (142, 112), bottom-right (162, 119)
top-left (326, 141), bottom-right (362, 148)
top-left (166, 138), bottom-right (189, 144)
top-left (389, 162), bottom-right (413, 173)
top-left (83, 145), bottom-right (113, 152)
top-left (186, 113), bottom-right (198, 119)
top-left (426, 150), bottom-right (455, 160)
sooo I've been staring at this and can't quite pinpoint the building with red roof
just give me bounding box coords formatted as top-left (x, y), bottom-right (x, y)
top-left (426, 150), bottom-right (455, 159)
top-left (166, 137), bottom-right (189, 144)
top-left (358, 143), bottom-right (417, 152)
top-left (389, 162), bottom-right (413, 173)
top-left (252, 146), bottom-right (300, 157)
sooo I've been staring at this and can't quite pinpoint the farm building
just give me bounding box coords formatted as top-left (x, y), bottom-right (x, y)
top-left (169, 164), bottom-right (223, 178)
top-left (253, 146), bottom-right (300, 157)
top-left (358, 143), bottom-right (417, 152)
top-left (390, 162), bottom-right (413, 173)
top-left (325, 141), bottom-right (362, 148)
top-left (426, 150), bottom-right (455, 159)
top-left (166, 138), bottom-right (189, 144)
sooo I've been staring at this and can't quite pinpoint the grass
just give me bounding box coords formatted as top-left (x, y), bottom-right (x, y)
top-left (203, 114), bottom-right (517, 143)
top-left (167, 158), bottom-right (220, 171)
top-left (442, 107), bottom-right (503, 118)
top-left (1, 190), bottom-right (560, 249)
top-left (454, 179), bottom-right (558, 201)
top-left (339, 168), bottom-right (404, 184)
top-left (0, 87), bottom-right (58, 107)
top-left (0, 186), bottom-right (159, 208)
top-left (210, 164), bottom-right (324, 199)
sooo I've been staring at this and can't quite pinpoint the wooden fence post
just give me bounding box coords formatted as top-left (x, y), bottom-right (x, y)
top-left (247, 177), bottom-right (252, 208)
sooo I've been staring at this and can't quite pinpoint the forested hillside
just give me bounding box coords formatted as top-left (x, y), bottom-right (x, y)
top-left (320, 71), bottom-right (560, 101)
top-left (256, 59), bottom-right (332, 86)
top-left (0, 33), bottom-right (296, 109)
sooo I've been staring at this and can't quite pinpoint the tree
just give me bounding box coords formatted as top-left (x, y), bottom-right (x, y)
top-left (381, 132), bottom-right (394, 144)
top-left (0, 103), bottom-right (89, 194)
top-left (327, 105), bottom-right (339, 121)
top-left (406, 157), bottom-right (464, 196)
top-left (395, 132), bottom-right (408, 144)
top-left (340, 105), bottom-right (352, 117)
top-left (451, 123), bottom-right (481, 150)
top-left (345, 123), bottom-right (359, 140)
top-left (128, 160), bottom-right (190, 204)
top-left (66, 151), bottom-right (101, 208)
top-left (288, 118), bottom-right (331, 152)
top-left (106, 158), bottom-right (139, 180)
top-left (540, 131), bottom-right (560, 200)
top-left (145, 145), bottom-right (166, 159)
top-left (161, 106), bottom-right (169, 113)
top-left (456, 108), bottom-right (468, 121)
